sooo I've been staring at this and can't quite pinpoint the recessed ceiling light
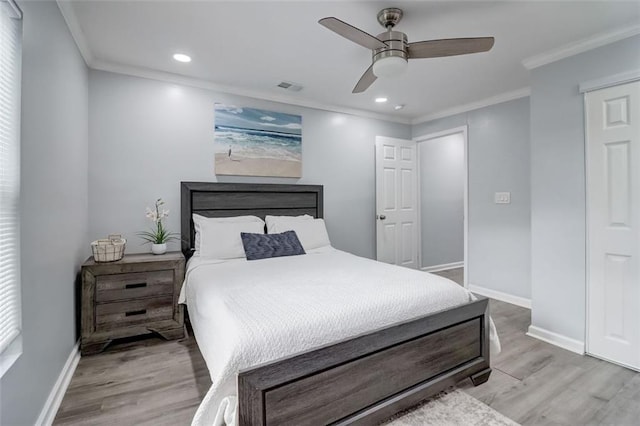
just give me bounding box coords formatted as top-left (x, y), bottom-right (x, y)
top-left (173, 53), bottom-right (191, 63)
top-left (394, 104), bottom-right (405, 110)
top-left (375, 97), bottom-right (388, 103)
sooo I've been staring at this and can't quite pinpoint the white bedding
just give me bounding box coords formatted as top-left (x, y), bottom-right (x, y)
top-left (180, 247), bottom-right (501, 426)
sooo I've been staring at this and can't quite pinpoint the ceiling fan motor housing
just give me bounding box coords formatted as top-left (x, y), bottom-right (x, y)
top-left (377, 8), bottom-right (403, 29)
top-left (372, 30), bottom-right (408, 77)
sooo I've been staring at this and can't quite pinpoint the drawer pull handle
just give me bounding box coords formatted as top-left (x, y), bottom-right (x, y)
top-left (125, 309), bottom-right (147, 317)
top-left (125, 283), bottom-right (147, 289)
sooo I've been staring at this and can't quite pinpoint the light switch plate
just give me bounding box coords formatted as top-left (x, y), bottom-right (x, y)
top-left (495, 192), bottom-right (511, 204)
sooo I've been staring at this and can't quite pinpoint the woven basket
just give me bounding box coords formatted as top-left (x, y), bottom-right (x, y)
top-left (91, 234), bottom-right (126, 262)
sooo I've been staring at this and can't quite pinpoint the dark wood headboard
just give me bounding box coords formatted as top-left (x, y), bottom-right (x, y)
top-left (180, 182), bottom-right (324, 257)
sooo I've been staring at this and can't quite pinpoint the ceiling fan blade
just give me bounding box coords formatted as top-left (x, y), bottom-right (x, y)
top-left (407, 37), bottom-right (494, 59)
top-left (352, 64), bottom-right (377, 94)
top-left (319, 17), bottom-right (388, 50)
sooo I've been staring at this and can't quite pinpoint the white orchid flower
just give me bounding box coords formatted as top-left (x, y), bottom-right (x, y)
top-left (139, 198), bottom-right (177, 245)
top-left (145, 207), bottom-right (158, 222)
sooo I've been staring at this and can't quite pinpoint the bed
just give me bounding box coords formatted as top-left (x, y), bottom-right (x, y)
top-left (180, 182), bottom-right (497, 426)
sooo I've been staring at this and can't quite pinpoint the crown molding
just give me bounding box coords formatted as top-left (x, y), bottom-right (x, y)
top-left (411, 87), bottom-right (531, 125)
top-left (55, 0), bottom-right (540, 127)
top-left (90, 59), bottom-right (411, 125)
top-left (523, 23), bottom-right (640, 70)
top-left (56, 0), bottom-right (93, 65)
top-left (55, 1), bottom-right (410, 125)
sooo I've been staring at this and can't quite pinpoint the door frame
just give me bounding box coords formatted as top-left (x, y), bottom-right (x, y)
top-left (414, 125), bottom-right (469, 288)
top-left (584, 86), bottom-right (598, 361)
top-left (583, 76), bottom-right (640, 369)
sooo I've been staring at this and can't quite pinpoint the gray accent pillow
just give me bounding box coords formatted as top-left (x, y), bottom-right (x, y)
top-left (241, 230), bottom-right (306, 261)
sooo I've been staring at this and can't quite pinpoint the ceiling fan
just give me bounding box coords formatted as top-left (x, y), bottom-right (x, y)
top-left (319, 8), bottom-right (495, 94)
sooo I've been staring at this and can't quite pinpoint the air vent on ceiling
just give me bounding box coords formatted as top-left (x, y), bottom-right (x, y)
top-left (277, 81), bottom-right (303, 92)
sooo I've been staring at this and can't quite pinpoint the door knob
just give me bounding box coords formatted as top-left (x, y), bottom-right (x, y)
top-left (378, 215), bottom-right (386, 220)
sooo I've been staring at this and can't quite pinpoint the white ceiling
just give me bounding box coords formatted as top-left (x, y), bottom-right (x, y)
top-left (64, 1), bottom-right (640, 122)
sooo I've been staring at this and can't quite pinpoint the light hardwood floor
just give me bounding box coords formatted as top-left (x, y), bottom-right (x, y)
top-left (432, 267), bottom-right (464, 286)
top-left (53, 271), bottom-right (639, 425)
top-left (435, 268), bottom-right (640, 426)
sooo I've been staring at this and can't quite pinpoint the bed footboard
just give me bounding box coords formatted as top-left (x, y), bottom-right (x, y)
top-left (238, 297), bottom-right (491, 425)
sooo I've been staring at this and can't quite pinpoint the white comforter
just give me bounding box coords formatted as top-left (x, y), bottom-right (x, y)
top-left (180, 247), bottom-right (500, 426)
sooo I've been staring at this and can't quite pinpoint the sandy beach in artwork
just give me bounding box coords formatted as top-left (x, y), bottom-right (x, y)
top-left (215, 153), bottom-right (302, 178)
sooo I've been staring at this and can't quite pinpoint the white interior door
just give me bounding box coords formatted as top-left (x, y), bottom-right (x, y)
top-left (586, 80), bottom-right (640, 371)
top-left (375, 136), bottom-right (418, 268)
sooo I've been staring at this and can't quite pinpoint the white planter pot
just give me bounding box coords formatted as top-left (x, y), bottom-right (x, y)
top-left (151, 243), bottom-right (167, 255)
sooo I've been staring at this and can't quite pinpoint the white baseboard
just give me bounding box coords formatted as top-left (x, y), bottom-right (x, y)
top-left (36, 341), bottom-right (80, 426)
top-left (467, 284), bottom-right (532, 309)
top-left (421, 261), bottom-right (464, 273)
top-left (526, 325), bottom-right (585, 355)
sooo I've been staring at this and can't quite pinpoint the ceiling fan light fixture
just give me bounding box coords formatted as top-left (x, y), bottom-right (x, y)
top-left (318, 8), bottom-right (494, 93)
top-left (372, 55), bottom-right (408, 78)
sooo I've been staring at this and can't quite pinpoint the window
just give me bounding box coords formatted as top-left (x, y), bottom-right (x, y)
top-left (0, 0), bottom-right (22, 377)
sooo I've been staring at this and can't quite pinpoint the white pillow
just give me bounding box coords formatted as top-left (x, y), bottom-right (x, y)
top-left (193, 214), bottom-right (265, 259)
top-left (264, 214), bottom-right (313, 234)
top-left (266, 216), bottom-right (331, 251)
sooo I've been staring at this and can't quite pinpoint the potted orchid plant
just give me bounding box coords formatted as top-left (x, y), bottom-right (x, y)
top-left (138, 198), bottom-right (178, 255)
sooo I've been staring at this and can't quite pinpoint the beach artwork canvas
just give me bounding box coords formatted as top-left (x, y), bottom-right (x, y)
top-left (214, 104), bottom-right (302, 177)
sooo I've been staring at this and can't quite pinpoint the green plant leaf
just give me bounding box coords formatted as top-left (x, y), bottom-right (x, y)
top-left (137, 227), bottom-right (179, 244)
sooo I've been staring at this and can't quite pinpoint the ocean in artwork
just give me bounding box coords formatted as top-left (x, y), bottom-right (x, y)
top-left (214, 104), bottom-right (302, 177)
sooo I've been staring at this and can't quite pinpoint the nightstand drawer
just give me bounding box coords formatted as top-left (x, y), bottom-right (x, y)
top-left (95, 296), bottom-right (174, 331)
top-left (96, 270), bottom-right (174, 302)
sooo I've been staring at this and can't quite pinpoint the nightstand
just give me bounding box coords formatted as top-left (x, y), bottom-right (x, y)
top-left (80, 251), bottom-right (185, 355)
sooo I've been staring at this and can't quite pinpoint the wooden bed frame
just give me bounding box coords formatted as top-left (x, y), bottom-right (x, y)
top-left (180, 181), bottom-right (491, 426)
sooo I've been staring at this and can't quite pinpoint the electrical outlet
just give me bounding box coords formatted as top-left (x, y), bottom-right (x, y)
top-left (495, 192), bottom-right (511, 204)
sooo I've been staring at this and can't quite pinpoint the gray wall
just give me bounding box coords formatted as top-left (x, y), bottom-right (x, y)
top-left (530, 34), bottom-right (640, 342)
top-left (412, 97), bottom-right (531, 299)
top-left (88, 71), bottom-right (410, 260)
top-left (419, 133), bottom-right (465, 268)
top-left (0, 1), bottom-right (89, 425)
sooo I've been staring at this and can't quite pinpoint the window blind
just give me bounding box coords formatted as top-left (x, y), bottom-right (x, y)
top-left (0, 0), bottom-right (22, 358)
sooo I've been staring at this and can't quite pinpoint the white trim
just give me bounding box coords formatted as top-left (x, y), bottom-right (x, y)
top-left (421, 261), bottom-right (464, 273)
top-left (35, 341), bottom-right (80, 426)
top-left (7, 0), bottom-right (22, 20)
top-left (522, 24), bottom-right (640, 70)
top-left (415, 126), bottom-right (469, 288)
top-left (56, 1), bottom-right (93, 66)
top-left (468, 284), bottom-right (532, 309)
top-left (416, 142), bottom-right (423, 270)
top-left (55, 0), bottom-right (410, 125)
top-left (526, 325), bottom-right (585, 355)
top-left (583, 89), bottom-right (593, 365)
top-left (413, 126), bottom-right (468, 143)
top-left (411, 88), bottom-right (530, 125)
top-left (462, 126), bottom-right (468, 287)
top-left (579, 69), bottom-right (640, 93)
top-left (90, 59), bottom-right (411, 125)
top-left (0, 334), bottom-right (22, 378)
top-left (54, 0), bottom-right (530, 127)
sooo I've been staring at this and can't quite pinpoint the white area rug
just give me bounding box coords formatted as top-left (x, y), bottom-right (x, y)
top-left (384, 388), bottom-right (519, 426)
